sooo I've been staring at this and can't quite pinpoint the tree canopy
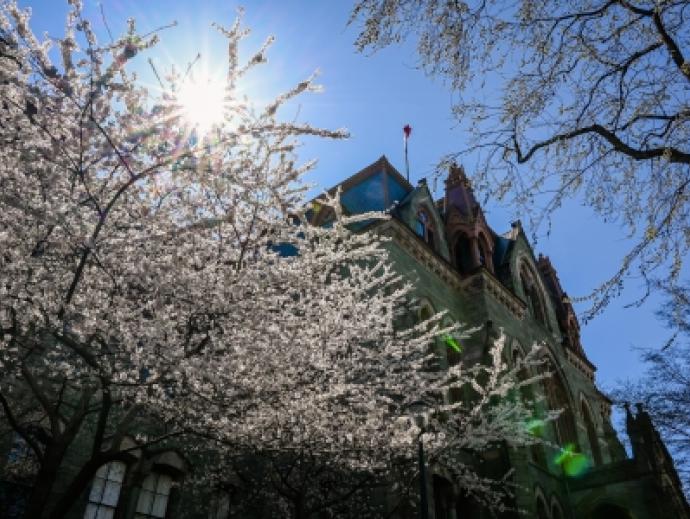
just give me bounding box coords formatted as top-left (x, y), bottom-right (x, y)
top-left (351, 0), bottom-right (690, 320)
top-left (0, 2), bottom-right (543, 516)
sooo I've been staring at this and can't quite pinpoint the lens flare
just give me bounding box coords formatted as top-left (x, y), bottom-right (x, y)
top-left (444, 335), bottom-right (462, 353)
top-left (525, 418), bottom-right (545, 438)
top-left (554, 443), bottom-right (590, 477)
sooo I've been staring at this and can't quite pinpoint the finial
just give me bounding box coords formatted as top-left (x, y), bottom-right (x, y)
top-left (446, 163), bottom-right (466, 186)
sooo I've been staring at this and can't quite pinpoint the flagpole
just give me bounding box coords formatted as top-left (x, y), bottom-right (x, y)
top-left (405, 139), bottom-right (409, 182)
top-left (403, 124), bottom-right (412, 182)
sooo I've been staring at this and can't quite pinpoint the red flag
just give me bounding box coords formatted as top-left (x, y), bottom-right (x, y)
top-left (403, 124), bottom-right (412, 139)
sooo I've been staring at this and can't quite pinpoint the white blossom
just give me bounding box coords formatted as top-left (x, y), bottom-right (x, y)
top-left (0, 2), bottom-right (542, 516)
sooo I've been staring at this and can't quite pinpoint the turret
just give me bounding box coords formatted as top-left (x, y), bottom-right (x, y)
top-left (444, 164), bottom-right (495, 275)
top-left (444, 164), bottom-right (479, 221)
top-left (537, 254), bottom-right (591, 360)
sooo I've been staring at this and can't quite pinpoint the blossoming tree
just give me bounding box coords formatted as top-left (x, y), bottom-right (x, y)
top-left (0, 2), bottom-right (544, 517)
top-left (350, 0), bottom-right (690, 320)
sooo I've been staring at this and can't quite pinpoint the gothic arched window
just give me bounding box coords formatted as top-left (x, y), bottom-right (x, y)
top-left (136, 471), bottom-right (173, 518)
top-left (582, 400), bottom-right (603, 465)
top-left (84, 462), bottom-right (127, 519)
top-left (453, 234), bottom-right (474, 275)
top-left (544, 364), bottom-right (578, 448)
top-left (477, 233), bottom-right (493, 271)
top-left (520, 263), bottom-right (549, 328)
top-left (512, 347), bottom-right (547, 466)
top-left (415, 208), bottom-right (436, 249)
top-left (419, 302), bottom-right (433, 323)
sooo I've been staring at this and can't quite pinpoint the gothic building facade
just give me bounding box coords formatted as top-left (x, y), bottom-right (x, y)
top-left (308, 156), bottom-right (689, 519)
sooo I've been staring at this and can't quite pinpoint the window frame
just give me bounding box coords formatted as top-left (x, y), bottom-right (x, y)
top-left (414, 208), bottom-right (436, 249)
top-left (519, 262), bottom-right (549, 329)
top-left (84, 461), bottom-right (127, 519)
top-left (543, 361), bottom-right (579, 448)
top-left (581, 398), bottom-right (603, 466)
top-left (511, 344), bottom-right (547, 466)
top-left (453, 233), bottom-right (474, 275)
top-left (135, 471), bottom-right (174, 519)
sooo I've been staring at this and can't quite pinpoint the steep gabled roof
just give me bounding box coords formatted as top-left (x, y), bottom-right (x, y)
top-left (329, 155), bottom-right (412, 208)
top-left (306, 156), bottom-right (413, 227)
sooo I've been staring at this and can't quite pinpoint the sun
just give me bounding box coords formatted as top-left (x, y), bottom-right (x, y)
top-left (176, 73), bottom-right (227, 137)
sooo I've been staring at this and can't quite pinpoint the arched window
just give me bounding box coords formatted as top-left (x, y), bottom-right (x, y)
top-left (520, 263), bottom-right (548, 328)
top-left (512, 346), bottom-right (547, 466)
top-left (84, 462), bottom-right (127, 519)
top-left (552, 499), bottom-right (565, 519)
top-left (477, 233), bottom-right (493, 271)
top-left (415, 209), bottom-right (435, 249)
top-left (441, 317), bottom-right (462, 368)
top-left (453, 234), bottom-right (474, 275)
top-left (544, 364), bottom-right (578, 448)
top-left (581, 400), bottom-right (603, 466)
top-left (135, 472), bottom-right (173, 518)
top-left (419, 303), bottom-right (433, 322)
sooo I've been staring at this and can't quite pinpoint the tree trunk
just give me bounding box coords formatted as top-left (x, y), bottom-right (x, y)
top-left (23, 445), bottom-right (65, 519)
top-left (49, 456), bottom-right (106, 519)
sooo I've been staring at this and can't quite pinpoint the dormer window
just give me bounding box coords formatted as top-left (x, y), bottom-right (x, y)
top-left (415, 210), bottom-right (428, 238)
top-left (415, 209), bottom-right (435, 249)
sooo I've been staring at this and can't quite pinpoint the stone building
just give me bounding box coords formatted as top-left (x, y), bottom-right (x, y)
top-left (306, 156), bottom-right (690, 519)
top-left (1, 156), bottom-right (688, 519)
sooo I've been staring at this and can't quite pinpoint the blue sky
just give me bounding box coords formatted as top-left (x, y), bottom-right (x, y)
top-left (19, 1), bottom-right (672, 415)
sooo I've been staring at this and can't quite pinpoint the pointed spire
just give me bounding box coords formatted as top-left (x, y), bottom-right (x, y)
top-left (444, 163), bottom-right (480, 220)
top-left (446, 163), bottom-right (470, 188)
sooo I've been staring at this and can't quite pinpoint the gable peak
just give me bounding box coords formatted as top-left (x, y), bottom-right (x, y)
top-left (446, 163), bottom-right (470, 188)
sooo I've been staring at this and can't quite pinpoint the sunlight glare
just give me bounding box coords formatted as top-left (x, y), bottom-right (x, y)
top-left (176, 74), bottom-right (226, 137)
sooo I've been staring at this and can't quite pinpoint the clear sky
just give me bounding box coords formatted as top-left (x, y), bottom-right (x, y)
top-left (18, 0), bottom-right (673, 422)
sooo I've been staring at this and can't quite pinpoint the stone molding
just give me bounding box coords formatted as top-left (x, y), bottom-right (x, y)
top-left (565, 347), bottom-right (595, 382)
top-left (379, 219), bottom-right (527, 320)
